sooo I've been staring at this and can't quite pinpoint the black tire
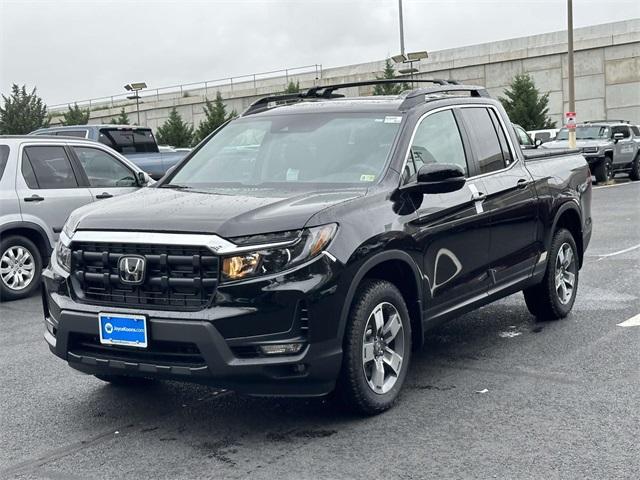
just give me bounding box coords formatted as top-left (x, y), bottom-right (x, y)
top-left (335, 279), bottom-right (412, 415)
top-left (523, 228), bottom-right (579, 320)
top-left (593, 157), bottom-right (612, 184)
top-left (94, 374), bottom-right (155, 386)
top-left (630, 154), bottom-right (640, 181)
top-left (0, 235), bottom-right (42, 301)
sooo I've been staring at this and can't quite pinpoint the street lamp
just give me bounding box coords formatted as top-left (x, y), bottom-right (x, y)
top-left (392, 51), bottom-right (429, 87)
top-left (566, 0), bottom-right (576, 148)
top-left (124, 82), bottom-right (147, 125)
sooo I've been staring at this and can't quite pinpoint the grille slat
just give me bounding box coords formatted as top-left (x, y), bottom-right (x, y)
top-left (71, 241), bottom-right (219, 311)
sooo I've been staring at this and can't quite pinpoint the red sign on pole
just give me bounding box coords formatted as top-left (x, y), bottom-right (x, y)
top-left (566, 111), bottom-right (576, 130)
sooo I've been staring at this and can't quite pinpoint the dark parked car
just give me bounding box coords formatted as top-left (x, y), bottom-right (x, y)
top-left (43, 80), bottom-right (592, 414)
top-left (31, 125), bottom-right (187, 179)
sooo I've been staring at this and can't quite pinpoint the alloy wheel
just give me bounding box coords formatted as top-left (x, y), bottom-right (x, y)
top-left (362, 302), bottom-right (405, 394)
top-left (555, 242), bottom-right (577, 305)
top-left (0, 246), bottom-right (36, 291)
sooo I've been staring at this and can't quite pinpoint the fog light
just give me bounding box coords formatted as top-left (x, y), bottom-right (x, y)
top-left (259, 343), bottom-right (304, 355)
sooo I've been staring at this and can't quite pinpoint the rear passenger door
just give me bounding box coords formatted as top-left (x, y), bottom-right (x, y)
top-left (16, 144), bottom-right (94, 241)
top-left (70, 145), bottom-right (139, 200)
top-left (458, 106), bottom-right (539, 288)
top-left (611, 125), bottom-right (635, 166)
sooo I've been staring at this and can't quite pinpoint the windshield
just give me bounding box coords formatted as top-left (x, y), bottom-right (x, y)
top-left (556, 125), bottom-right (610, 140)
top-left (167, 112), bottom-right (402, 189)
top-left (98, 128), bottom-right (159, 154)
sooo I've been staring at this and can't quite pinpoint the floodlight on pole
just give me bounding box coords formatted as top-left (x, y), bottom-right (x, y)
top-left (123, 82), bottom-right (147, 124)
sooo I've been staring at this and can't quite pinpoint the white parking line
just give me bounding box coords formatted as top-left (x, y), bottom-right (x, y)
top-left (617, 314), bottom-right (640, 328)
top-left (595, 243), bottom-right (640, 258)
top-left (592, 181), bottom-right (636, 190)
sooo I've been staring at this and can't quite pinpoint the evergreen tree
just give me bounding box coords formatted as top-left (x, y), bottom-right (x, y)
top-left (109, 107), bottom-right (131, 125)
top-left (155, 108), bottom-right (194, 148)
top-left (194, 92), bottom-right (236, 144)
top-left (372, 59), bottom-right (407, 96)
top-left (0, 84), bottom-right (49, 134)
top-left (285, 80), bottom-right (300, 93)
top-left (61, 103), bottom-right (90, 125)
top-left (499, 73), bottom-right (556, 130)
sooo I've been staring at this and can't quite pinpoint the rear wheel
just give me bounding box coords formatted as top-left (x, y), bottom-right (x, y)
top-left (523, 228), bottom-right (579, 320)
top-left (630, 154), bottom-right (640, 181)
top-left (336, 279), bottom-right (412, 415)
top-left (593, 157), bottom-right (612, 183)
top-left (0, 235), bottom-right (42, 301)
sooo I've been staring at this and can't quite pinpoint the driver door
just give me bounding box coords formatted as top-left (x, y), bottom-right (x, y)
top-left (70, 145), bottom-right (140, 200)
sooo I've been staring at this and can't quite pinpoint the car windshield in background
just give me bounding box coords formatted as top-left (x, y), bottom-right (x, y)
top-left (167, 113), bottom-right (402, 188)
top-left (556, 125), bottom-right (610, 140)
top-left (98, 128), bottom-right (159, 154)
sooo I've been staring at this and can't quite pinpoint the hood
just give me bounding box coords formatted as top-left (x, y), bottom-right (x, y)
top-left (543, 139), bottom-right (609, 149)
top-left (68, 187), bottom-right (364, 238)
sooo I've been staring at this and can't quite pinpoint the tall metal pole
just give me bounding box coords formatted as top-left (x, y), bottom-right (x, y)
top-left (567, 0), bottom-right (576, 148)
top-left (136, 95), bottom-right (140, 125)
top-left (398, 0), bottom-right (405, 57)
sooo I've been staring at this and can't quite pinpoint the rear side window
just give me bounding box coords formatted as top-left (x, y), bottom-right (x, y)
top-left (631, 126), bottom-right (640, 136)
top-left (0, 145), bottom-right (9, 181)
top-left (22, 146), bottom-right (79, 189)
top-left (407, 109), bottom-right (468, 179)
top-left (460, 107), bottom-right (509, 174)
top-left (98, 128), bottom-right (159, 154)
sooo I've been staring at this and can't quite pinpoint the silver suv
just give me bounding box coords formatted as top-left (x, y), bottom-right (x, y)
top-left (0, 136), bottom-right (152, 300)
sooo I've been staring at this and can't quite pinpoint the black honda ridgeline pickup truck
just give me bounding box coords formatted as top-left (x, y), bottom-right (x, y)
top-left (43, 80), bottom-right (592, 414)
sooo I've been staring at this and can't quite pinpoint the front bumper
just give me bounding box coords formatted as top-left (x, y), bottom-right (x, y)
top-left (42, 253), bottom-right (346, 396)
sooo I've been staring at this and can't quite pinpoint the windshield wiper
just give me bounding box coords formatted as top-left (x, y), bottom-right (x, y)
top-left (159, 183), bottom-right (191, 189)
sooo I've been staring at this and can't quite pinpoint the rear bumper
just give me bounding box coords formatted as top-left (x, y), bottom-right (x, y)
top-left (42, 253), bottom-right (346, 396)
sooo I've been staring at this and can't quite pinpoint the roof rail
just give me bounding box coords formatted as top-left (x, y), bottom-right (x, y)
top-left (242, 79), bottom-right (487, 116)
top-left (582, 119), bottom-right (629, 124)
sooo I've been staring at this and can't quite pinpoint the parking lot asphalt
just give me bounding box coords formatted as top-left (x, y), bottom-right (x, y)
top-left (1, 179), bottom-right (639, 480)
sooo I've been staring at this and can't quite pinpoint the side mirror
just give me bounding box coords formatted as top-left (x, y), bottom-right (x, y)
top-left (137, 171), bottom-right (148, 185)
top-left (534, 138), bottom-right (543, 148)
top-left (403, 163), bottom-right (466, 194)
top-left (613, 132), bottom-right (624, 143)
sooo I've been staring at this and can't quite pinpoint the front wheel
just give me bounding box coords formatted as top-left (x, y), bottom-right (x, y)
top-left (629, 154), bottom-right (640, 181)
top-left (523, 228), bottom-right (579, 320)
top-left (593, 157), bottom-right (612, 184)
top-left (335, 279), bottom-right (412, 415)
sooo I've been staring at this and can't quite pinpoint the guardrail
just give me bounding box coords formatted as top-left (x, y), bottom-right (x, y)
top-left (49, 64), bottom-right (323, 112)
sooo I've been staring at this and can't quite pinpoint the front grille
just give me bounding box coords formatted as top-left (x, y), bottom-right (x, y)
top-left (68, 333), bottom-right (206, 367)
top-left (70, 241), bottom-right (219, 310)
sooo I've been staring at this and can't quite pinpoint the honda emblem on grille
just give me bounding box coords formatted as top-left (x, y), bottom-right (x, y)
top-left (118, 255), bottom-right (146, 285)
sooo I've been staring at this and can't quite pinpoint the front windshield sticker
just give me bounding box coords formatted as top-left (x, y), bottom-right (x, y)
top-left (384, 116), bottom-right (402, 124)
top-left (286, 168), bottom-right (299, 181)
top-left (360, 174), bottom-right (375, 182)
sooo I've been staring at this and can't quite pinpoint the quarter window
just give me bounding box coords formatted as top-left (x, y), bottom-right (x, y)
top-left (0, 145), bottom-right (9, 181)
top-left (22, 146), bottom-right (79, 189)
top-left (460, 107), bottom-right (509, 175)
top-left (406, 109), bottom-right (468, 180)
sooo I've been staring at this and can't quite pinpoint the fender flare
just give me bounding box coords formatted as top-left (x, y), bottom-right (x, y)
top-left (337, 249), bottom-right (424, 344)
top-left (548, 201), bottom-right (583, 261)
top-left (0, 221), bottom-right (53, 256)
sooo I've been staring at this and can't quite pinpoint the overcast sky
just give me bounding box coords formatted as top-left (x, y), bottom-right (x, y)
top-left (1, 0), bottom-right (638, 105)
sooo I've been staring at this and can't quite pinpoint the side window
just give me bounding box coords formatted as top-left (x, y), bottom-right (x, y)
top-left (0, 145), bottom-right (9, 181)
top-left (22, 146), bottom-right (79, 189)
top-left (73, 147), bottom-right (137, 187)
top-left (612, 125), bottom-right (630, 139)
top-left (460, 107), bottom-right (508, 175)
top-left (406, 109), bottom-right (468, 180)
top-left (514, 125), bottom-right (532, 146)
top-left (631, 126), bottom-right (640, 136)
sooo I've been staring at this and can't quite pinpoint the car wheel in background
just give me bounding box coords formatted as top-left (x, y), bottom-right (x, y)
top-left (523, 228), bottom-right (579, 320)
top-left (593, 157), bottom-right (612, 184)
top-left (630, 154), bottom-right (640, 181)
top-left (0, 235), bottom-right (42, 301)
top-left (336, 279), bottom-right (412, 415)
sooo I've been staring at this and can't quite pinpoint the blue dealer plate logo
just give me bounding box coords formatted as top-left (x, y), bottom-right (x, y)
top-left (99, 313), bottom-right (147, 348)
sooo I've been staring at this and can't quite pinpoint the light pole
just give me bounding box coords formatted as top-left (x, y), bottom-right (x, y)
top-left (124, 82), bottom-right (147, 125)
top-left (393, 0), bottom-right (428, 88)
top-left (398, 0), bottom-right (405, 57)
top-left (567, 0), bottom-right (576, 148)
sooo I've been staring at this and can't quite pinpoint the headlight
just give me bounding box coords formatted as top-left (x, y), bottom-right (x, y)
top-left (221, 224), bottom-right (337, 282)
top-left (582, 147), bottom-right (599, 154)
top-left (55, 240), bottom-right (71, 272)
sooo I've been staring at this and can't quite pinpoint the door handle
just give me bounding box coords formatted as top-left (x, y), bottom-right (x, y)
top-left (516, 178), bottom-right (530, 189)
top-left (24, 194), bottom-right (44, 202)
top-left (96, 192), bottom-right (113, 199)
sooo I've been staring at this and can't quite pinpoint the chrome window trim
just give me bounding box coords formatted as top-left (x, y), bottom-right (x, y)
top-left (399, 103), bottom-right (521, 185)
top-left (66, 230), bottom-right (298, 255)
